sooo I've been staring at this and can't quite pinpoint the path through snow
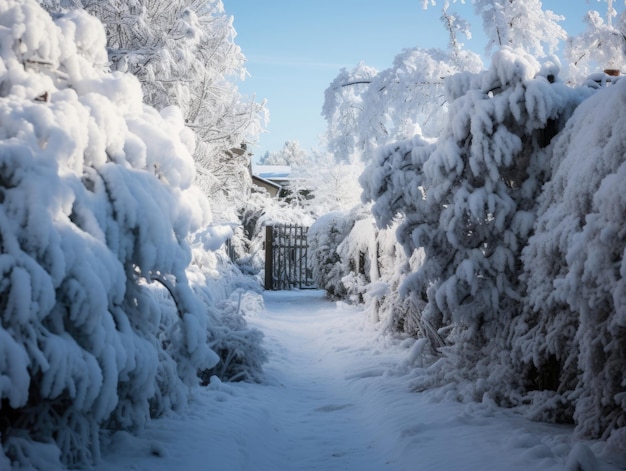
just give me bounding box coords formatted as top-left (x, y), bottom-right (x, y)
top-left (93, 290), bottom-right (621, 471)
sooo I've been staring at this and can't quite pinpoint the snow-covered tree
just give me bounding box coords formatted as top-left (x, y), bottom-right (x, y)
top-left (258, 140), bottom-right (308, 167)
top-left (38, 0), bottom-right (267, 221)
top-left (41, 0), bottom-right (265, 151)
top-left (256, 142), bottom-right (363, 217)
top-left (0, 1), bottom-right (264, 466)
top-left (301, 150), bottom-right (364, 216)
top-left (472, 0), bottom-right (565, 57)
top-left (357, 46), bottom-right (482, 146)
top-left (322, 10), bottom-right (481, 165)
top-left (422, 0), bottom-right (566, 58)
top-left (565, 5), bottom-right (626, 82)
top-left (362, 47), bottom-right (580, 398)
top-left (517, 77), bottom-right (626, 444)
top-left (322, 62), bottom-right (378, 164)
top-left (196, 143), bottom-right (256, 222)
top-left (440, 3), bottom-right (473, 58)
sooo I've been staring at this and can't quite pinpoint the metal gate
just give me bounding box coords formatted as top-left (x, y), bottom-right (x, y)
top-left (264, 224), bottom-right (315, 290)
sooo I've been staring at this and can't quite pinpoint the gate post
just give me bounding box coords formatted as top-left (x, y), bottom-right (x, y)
top-left (264, 225), bottom-right (274, 290)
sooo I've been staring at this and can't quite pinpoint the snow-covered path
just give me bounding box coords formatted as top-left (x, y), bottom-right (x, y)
top-left (93, 290), bottom-right (618, 471)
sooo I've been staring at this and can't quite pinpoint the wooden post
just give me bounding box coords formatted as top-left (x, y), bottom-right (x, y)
top-left (264, 225), bottom-right (274, 290)
top-left (288, 224), bottom-right (293, 290)
top-left (303, 226), bottom-right (309, 288)
top-left (298, 225), bottom-right (303, 289)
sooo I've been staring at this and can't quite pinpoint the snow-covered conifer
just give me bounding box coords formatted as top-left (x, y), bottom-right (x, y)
top-left (519, 77), bottom-right (626, 444)
top-left (362, 48), bottom-right (580, 398)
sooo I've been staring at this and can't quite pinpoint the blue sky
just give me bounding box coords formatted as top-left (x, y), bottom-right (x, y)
top-left (222, 1), bottom-right (618, 160)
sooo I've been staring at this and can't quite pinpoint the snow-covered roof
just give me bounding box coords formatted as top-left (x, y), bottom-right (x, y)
top-left (251, 164), bottom-right (292, 180)
top-left (252, 174), bottom-right (281, 189)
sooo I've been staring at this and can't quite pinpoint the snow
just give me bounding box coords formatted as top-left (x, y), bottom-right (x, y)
top-left (251, 164), bottom-right (292, 180)
top-left (84, 290), bottom-right (622, 471)
top-left (2, 0), bottom-right (626, 468)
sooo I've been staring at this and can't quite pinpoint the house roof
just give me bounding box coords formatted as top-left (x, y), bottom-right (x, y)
top-left (251, 174), bottom-right (281, 190)
top-left (251, 164), bottom-right (292, 181)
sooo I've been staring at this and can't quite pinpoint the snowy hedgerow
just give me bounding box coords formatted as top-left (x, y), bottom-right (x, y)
top-left (362, 48), bottom-right (581, 399)
top-left (339, 217), bottom-right (414, 330)
top-left (0, 1), bottom-right (264, 467)
top-left (336, 217), bottom-right (380, 304)
top-left (518, 77), bottom-right (626, 444)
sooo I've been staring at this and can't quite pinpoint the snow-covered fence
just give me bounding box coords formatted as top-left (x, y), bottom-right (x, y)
top-left (264, 224), bottom-right (315, 290)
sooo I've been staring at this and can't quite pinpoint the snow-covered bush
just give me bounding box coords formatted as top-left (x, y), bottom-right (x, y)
top-left (362, 43), bottom-right (626, 443)
top-left (39, 0), bottom-right (267, 224)
top-left (336, 217), bottom-right (380, 303)
top-left (517, 77), bottom-right (626, 445)
top-left (308, 211), bottom-right (360, 299)
top-left (362, 47), bottom-right (581, 400)
top-left (187, 245), bottom-right (267, 384)
top-left (308, 206), bottom-right (408, 316)
top-left (0, 1), bottom-right (264, 466)
top-left (357, 223), bottom-right (420, 331)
